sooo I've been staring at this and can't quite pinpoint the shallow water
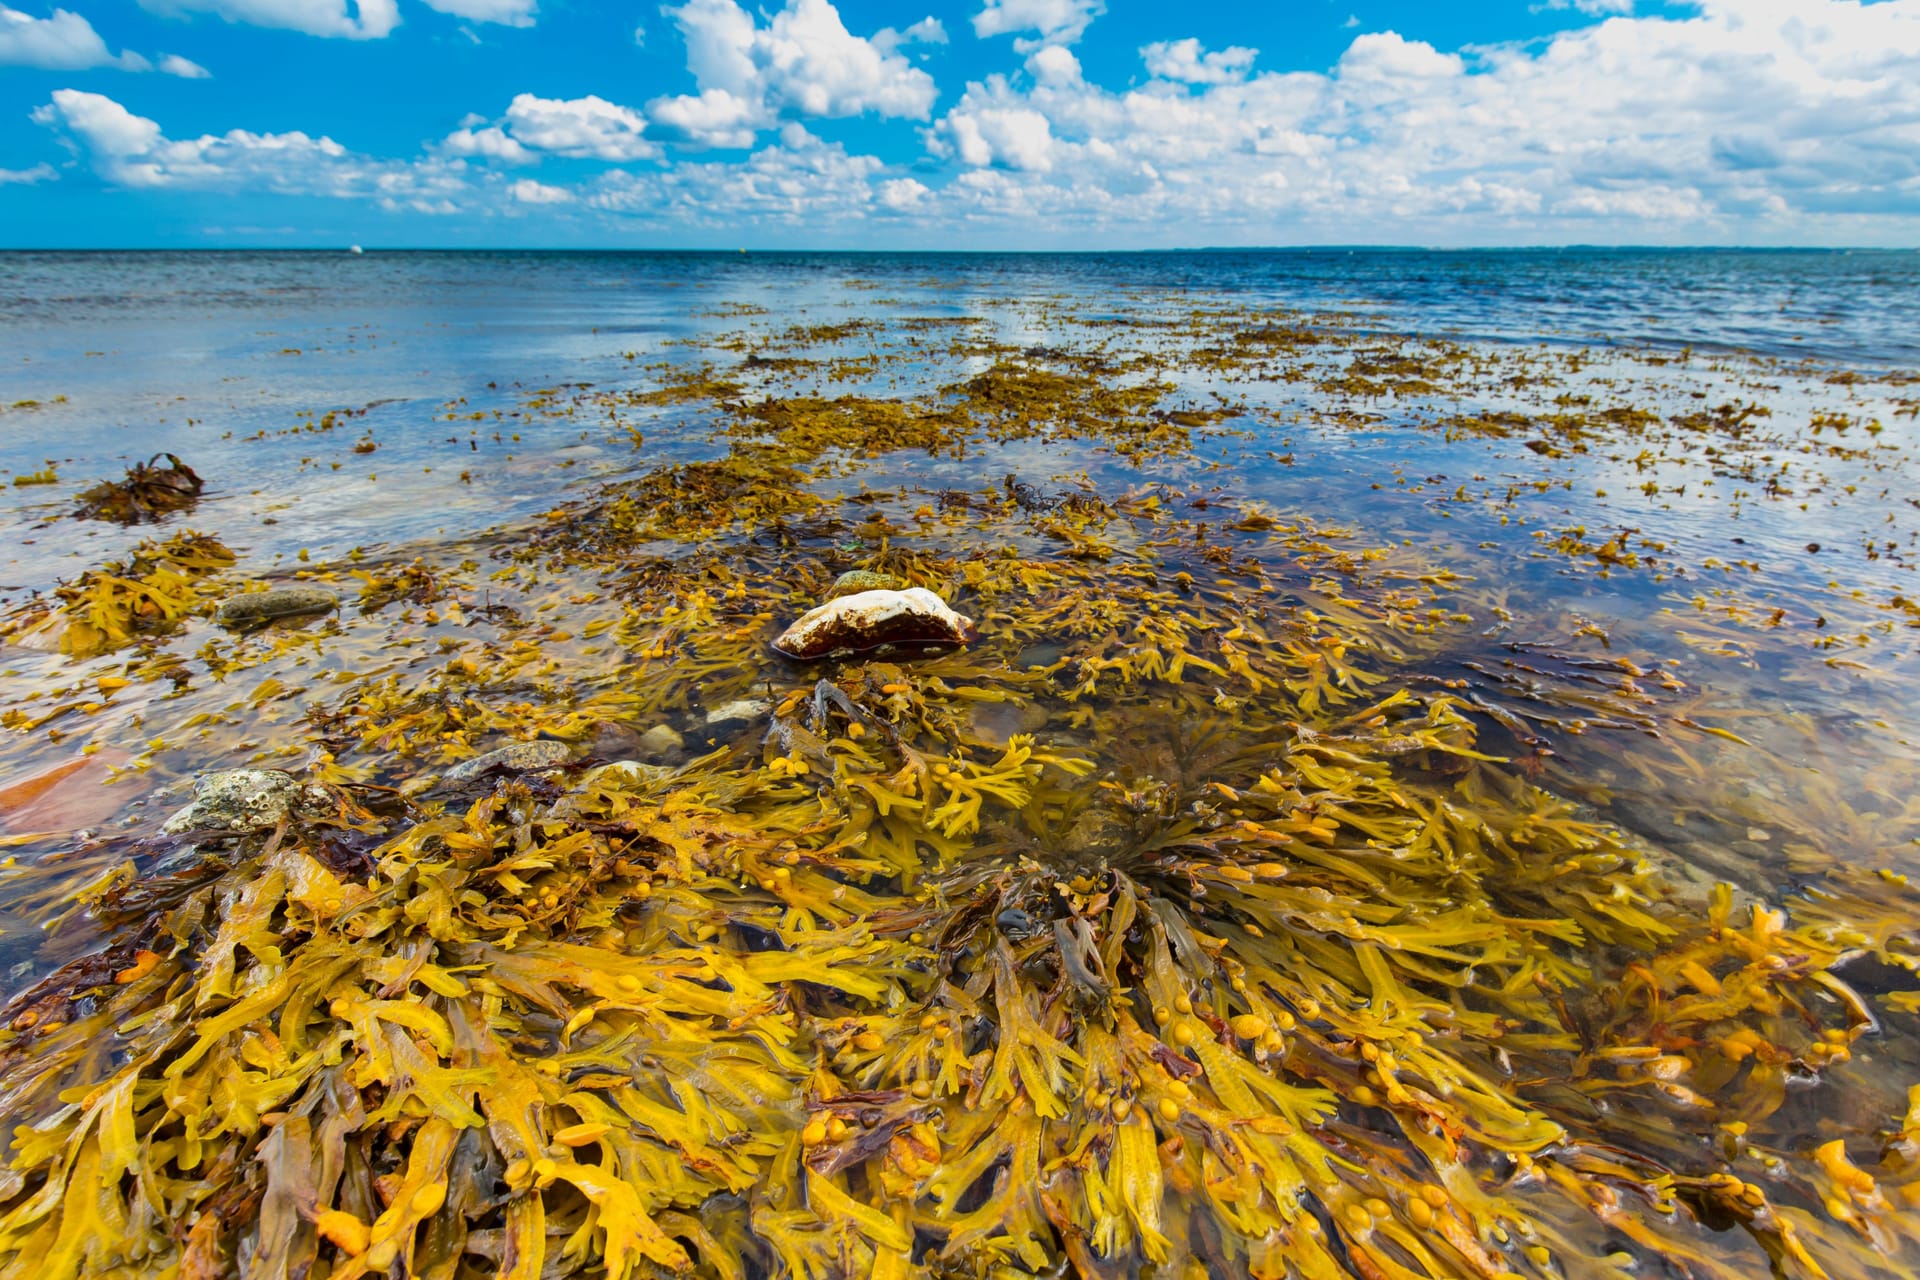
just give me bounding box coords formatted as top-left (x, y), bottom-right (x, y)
top-left (1, 250), bottom-right (1918, 1279)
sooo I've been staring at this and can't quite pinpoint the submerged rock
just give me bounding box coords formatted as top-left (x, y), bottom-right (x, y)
top-left (582, 759), bottom-right (673, 790)
top-left (772, 588), bottom-right (975, 660)
top-left (443, 739), bottom-right (573, 783)
top-left (215, 585), bottom-right (338, 628)
top-left (826, 569), bottom-right (907, 599)
top-left (636, 724), bottom-right (685, 760)
top-left (162, 769), bottom-right (329, 835)
top-left (705, 697), bottom-right (772, 728)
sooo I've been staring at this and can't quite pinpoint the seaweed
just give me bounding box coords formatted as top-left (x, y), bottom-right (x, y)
top-left (0, 287), bottom-right (1917, 1280)
top-left (73, 455), bottom-right (204, 524)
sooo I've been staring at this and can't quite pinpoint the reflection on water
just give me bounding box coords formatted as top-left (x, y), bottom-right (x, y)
top-left (0, 251), bottom-right (1917, 1279)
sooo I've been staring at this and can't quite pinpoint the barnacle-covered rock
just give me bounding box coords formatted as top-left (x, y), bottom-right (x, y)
top-left (161, 768), bottom-right (329, 835)
top-left (443, 739), bottom-right (573, 783)
top-left (215, 584), bottom-right (338, 628)
top-left (772, 587), bottom-right (975, 660)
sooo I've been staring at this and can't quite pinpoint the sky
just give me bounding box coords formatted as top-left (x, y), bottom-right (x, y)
top-left (0, 0), bottom-right (1917, 248)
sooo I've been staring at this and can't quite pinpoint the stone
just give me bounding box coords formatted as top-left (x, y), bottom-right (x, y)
top-left (215, 585), bottom-right (338, 628)
top-left (162, 768), bottom-right (328, 835)
top-left (443, 739), bottom-right (573, 784)
top-left (826, 569), bottom-right (907, 599)
top-left (636, 724), bottom-right (685, 759)
top-left (582, 760), bottom-right (673, 789)
top-left (772, 588), bottom-right (975, 660)
top-left (705, 697), bottom-right (772, 727)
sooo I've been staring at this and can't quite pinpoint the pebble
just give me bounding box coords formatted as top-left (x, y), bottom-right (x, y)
top-left (214, 585), bottom-right (338, 628)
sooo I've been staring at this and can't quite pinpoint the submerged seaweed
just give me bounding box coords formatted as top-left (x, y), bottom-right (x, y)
top-left (0, 291), bottom-right (1918, 1280)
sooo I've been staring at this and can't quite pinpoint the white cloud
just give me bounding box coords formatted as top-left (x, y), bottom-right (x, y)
top-left (874, 15), bottom-right (945, 50)
top-left (1335, 30), bottom-right (1463, 80)
top-left (1026, 44), bottom-right (1079, 86)
top-left (645, 86), bottom-right (760, 149)
top-left (934, 95), bottom-right (1055, 170)
top-left (26, 0), bottom-right (1920, 249)
top-left (158, 52), bottom-right (210, 76)
top-left (913, 2), bottom-right (1920, 244)
top-left (1141, 37), bottom-right (1256, 85)
top-left (507, 176), bottom-right (570, 203)
top-left (878, 175), bottom-right (927, 209)
top-left (416, 0), bottom-right (536, 27)
top-left (31, 88), bottom-right (466, 211)
top-left (588, 124), bottom-right (884, 223)
top-left (971, 0), bottom-right (1102, 51)
top-left (0, 162), bottom-right (57, 185)
top-left (650, 0), bottom-right (937, 143)
top-left (0, 5), bottom-right (196, 71)
top-left (440, 123), bottom-right (532, 163)
top-left (134, 0), bottom-right (399, 40)
top-left (498, 93), bottom-right (657, 160)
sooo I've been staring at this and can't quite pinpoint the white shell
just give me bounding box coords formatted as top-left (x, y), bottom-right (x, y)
top-left (772, 587), bottom-right (976, 659)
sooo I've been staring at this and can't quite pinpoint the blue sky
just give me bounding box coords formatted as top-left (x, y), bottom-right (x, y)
top-left (1, 0), bottom-right (1916, 247)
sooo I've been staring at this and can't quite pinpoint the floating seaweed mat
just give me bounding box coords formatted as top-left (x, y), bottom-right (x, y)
top-left (0, 536), bottom-right (1914, 1280)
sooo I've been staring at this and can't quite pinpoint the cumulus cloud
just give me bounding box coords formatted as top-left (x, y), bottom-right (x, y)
top-left (971, 0), bottom-right (1102, 51)
top-left (497, 93), bottom-right (657, 160)
top-left (877, 176), bottom-right (927, 210)
top-left (1, 5), bottom-right (208, 72)
top-left (0, 161), bottom-right (58, 184)
top-left (1141, 37), bottom-right (1256, 85)
top-left (416, 0), bottom-right (536, 27)
top-left (32, 88), bottom-right (465, 210)
top-left (34, 0), bottom-right (1920, 248)
top-left (645, 87), bottom-right (760, 149)
top-left (507, 176), bottom-right (570, 203)
top-left (134, 0), bottom-right (399, 40)
top-left (917, 1), bottom-right (1920, 242)
top-left (440, 121), bottom-right (532, 163)
top-left (646, 0), bottom-right (937, 146)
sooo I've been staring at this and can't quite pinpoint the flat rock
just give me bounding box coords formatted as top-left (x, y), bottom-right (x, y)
top-left (443, 739), bottom-right (573, 783)
top-left (772, 587), bottom-right (975, 660)
top-left (216, 586), bottom-right (338, 627)
top-left (705, 697), bottom-right (772, 727)
top-left (162, 768), bottom-right (329, 835)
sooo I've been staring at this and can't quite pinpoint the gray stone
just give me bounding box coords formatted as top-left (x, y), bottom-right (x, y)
top-left (162, 768), bottom-right (328, 835)
top-left (443, 739), bottom-right (573, 783)
top-left (216, 586), bottom-right (338, 627)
